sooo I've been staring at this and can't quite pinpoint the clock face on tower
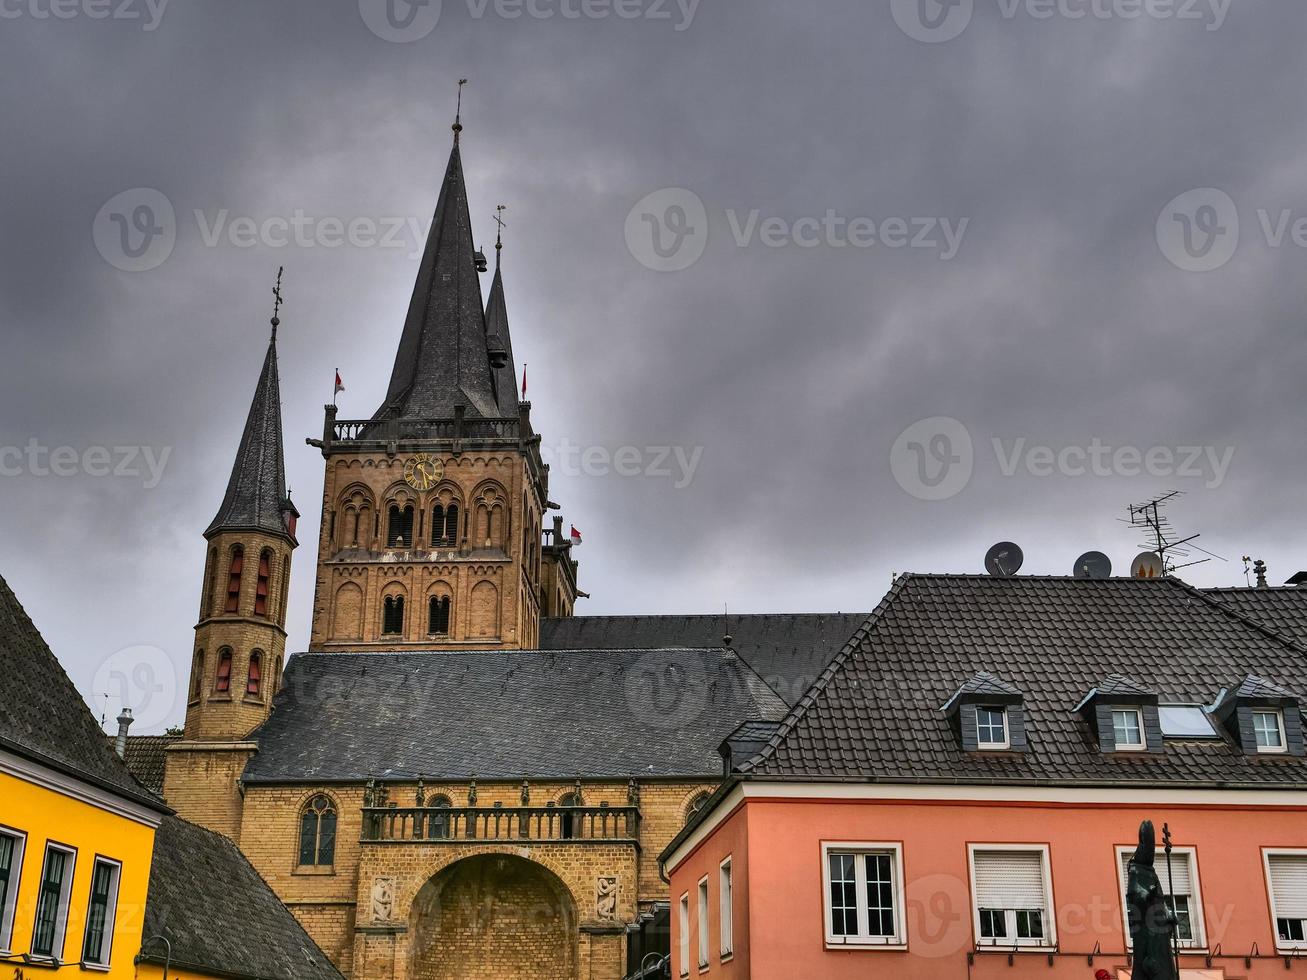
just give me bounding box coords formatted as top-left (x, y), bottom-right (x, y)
top-left (403, 453), bottom-right (443, 491)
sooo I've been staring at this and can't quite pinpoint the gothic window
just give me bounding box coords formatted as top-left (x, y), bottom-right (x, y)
top-left (246, 651), bottom-right (263, 698)
top-left (201, 547), bottom-right (217, 619)
top-left (298, 795), bottom-right (337, 867)
top-left (255, 550), bottom-right (272, 617)
top-left (559, 792), bottom-right (581, 840)
top-left (387, 505), bottom-right (414, 547)
top-left (428, 595), bottom-right (452, 636)
top-left (215, 648), bottom-right (233, 694)
top-left (383, 595), bottom-right (405, 635)
top-left (427, 795), bottom-right (453, 839)
top-left (224, 546), bottom-right (244, 613)
top-left (431, 504), bottom-right (446, 546)
top-left (191, 650), bottom-right (205, 702)
top-left (685, 791), bottom-right (712, 826)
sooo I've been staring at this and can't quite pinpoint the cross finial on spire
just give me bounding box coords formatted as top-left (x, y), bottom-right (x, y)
top-left (270, 266), bottom-right (284, 340)
top-left (494, 204), bottom-right (508, 263)
top-left (453, 78), bottom-right (468, 142)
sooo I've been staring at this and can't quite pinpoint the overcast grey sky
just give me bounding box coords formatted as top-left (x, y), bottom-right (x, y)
top-left (2, 0), bottom-right (1305, 733)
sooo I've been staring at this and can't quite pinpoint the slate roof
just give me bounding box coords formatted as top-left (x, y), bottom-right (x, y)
top-left (205, 333), bottom-right (294, 540)
top-left (941, 671), bottom-right (1024, 710)
top-left (539, 613), bottom-right (868, 707)
top-left (1091, 673), bottom-right (1154, 698)
top-left (376, 134), bottom-right (500, 421)
top-left (142, 815), bottom-right (344, 980)
top-left (1207, 587), bottom-right (1307, 648)
top-left (110, 733), bottom-right (180, 796)
top-left (0, 571), bottom-right (165, 810)
top-left (741, 574), bottom-right (1307, 787)
top-left (484, 257), bottom-right (519, 414)
top-left (1232, 674), bottom-right (1298, 700)
top-left (243, 648), bottom-right (788, 783)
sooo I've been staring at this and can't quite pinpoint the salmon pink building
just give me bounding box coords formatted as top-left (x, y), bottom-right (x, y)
top-left (661, 575), bottom-right (1307, 980)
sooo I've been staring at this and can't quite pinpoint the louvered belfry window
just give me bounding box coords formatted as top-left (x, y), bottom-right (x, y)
top-left (1269, 854), bottom-right (1307, 946)
top-left (224, 546), bottom-right (244, 612)
top-left (972, 849), bottom-right (1050, 946)
top-left (387, 506), bottom-right (414, 547)
top-left (429, 595), bottom-right (451, 635)
top-left (255, 551), bottom-right (271, 616)
top-left (383, 595), bottom-right (405, 635)
top-left (215, 649), bottom-right (233, 693)
top-left (246, 652), bottom-right (262, 697)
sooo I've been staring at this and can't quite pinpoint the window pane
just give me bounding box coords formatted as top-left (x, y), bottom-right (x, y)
top-left (318, 810), bottom-right (337, 865)
top-left (1279, 918), bottom-right (1306, 942)
top-left (1169, 896), bottom-right (1193, 942)
top-left (82, 862), bottom-right (114, 963)
top-left (32, 849), bottom-right (68, 957)
top-left (1113, 710), bottom-right (1142, 745)
top-left (1255, 712), bottom-right (1284, 748)
top-left (1016, 910), bottom-right (1043, 939)
top-left (829, 854), bottom-right (858, 937)
top-left (299, 810), bottom-right (318, 865)
top-left (977, 708), bottom-right (1007, 746)
top-left (979, 909), bottom-right (1006, 939)
top-left (865, 854), bottom-right (896, 937)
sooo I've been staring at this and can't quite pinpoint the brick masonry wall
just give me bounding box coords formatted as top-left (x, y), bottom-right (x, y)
top-left (162, 744), bottom-right (257, 840)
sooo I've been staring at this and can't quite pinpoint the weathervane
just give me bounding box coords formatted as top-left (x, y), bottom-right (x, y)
top-left (453, 78), bottom-right (468, 140)
top-left (494, 204), bottom-right (508, 259)
top-left (270, 266), bottom-right (284, 340)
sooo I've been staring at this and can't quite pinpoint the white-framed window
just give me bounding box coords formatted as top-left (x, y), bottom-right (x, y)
top-left (976, 707), bottom-right (1010, 749)
top-left (678, 892), bottom-right (690, 977)
top-left (30, 842), bottom-right (76, 961)
top-left (1265, 850), bottom-right (1307, 950)
top-left (1112, 709), bottom-right (1146, 750)
top-left (81, 856), bottom-right (122, 968)
top-left (0, 826), bottom-right (26, 954)
top-left (719, 857), bottom-right (733, 959)
top-left (1116, 846), bottom-right (1205, 949)
top-left (1253, 710), bottom-right (1287, 753)
top-left (697, 876), bottom-right (710, 969)
top-left (821, 842), bottom-right (907, 948)
top-left (969, 845), bottom-right (1056, 949)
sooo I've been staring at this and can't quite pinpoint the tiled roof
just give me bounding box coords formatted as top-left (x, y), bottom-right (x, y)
top-left (1206, 587), bottom-right (1307, 647)
top-left (1092, 673), bottom-right (1154, 698)
top-left (1233, 674), bottom-right (1298, 700)
top-left (243, 648), bottom-right (788, 783)
top-left (942, 671), bottom-right (1024, 710)
top-left (142, 816), bottom-right (343, 980)
top-left (484, 259), bottom-right (519, 414)
top-left (742, 575), bottom-right (1307, 787)
top-left (0, 572), bottom-right (165, 810)
top-left (540, 614), bottom-right (868, 706)
top-left (110, 734), bottom-right (180, 796)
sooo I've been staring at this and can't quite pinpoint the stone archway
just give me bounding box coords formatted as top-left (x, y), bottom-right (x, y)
top-left (409, 853), bottom-right (579, 980)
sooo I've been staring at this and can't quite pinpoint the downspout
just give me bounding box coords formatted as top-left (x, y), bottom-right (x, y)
top-left (137, 935), bottom-right (171, 980)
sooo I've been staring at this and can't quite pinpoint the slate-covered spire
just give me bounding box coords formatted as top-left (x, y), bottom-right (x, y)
top-left (376, 130), bottom-right (499, 420)
top-left (206, 327), bottom-right (295, 541)
top-left (485, 237), bottom-right (519, 414)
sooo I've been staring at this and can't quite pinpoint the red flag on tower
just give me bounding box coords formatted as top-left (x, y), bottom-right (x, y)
top-left (334, 370), bottom-right (345, 395)
top-left (569, 525), bottom-right (583, 547)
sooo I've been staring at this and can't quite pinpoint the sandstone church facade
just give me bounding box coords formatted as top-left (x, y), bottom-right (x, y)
top-left (147, 119), bottom-right (860, 980)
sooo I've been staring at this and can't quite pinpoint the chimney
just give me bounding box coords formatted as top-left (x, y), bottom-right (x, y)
top-left (1255, 560), bottom-right (1268, 589)
top-left (114, 708), bottom-right (134, 759)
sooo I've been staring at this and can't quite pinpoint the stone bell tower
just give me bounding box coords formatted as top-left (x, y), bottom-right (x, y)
top-left (165, 287), bottom-right (298, 837)
top-left (307, 117), bottom-right (577, 652)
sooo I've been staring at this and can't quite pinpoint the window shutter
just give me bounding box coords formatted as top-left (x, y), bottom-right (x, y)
top-left (973, 850), bottom-right (1046, 910)
top-left (1120, 851), bottom-right (1192, 896)
top-left (1270, 855), bottom-right (1307, 919)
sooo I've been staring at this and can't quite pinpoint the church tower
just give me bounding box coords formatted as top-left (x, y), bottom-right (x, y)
top-left (165, 296), bottom-right (298, 837)
top-left (308, 119), bottom-right (576, 651)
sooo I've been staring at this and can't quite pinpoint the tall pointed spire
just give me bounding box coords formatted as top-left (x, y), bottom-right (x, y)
top-left (485, 209), bottom-right (518, 414)
top-left (376, 110), bottom-right (499, 420)
top-left (206, 281), bottom-right (295, 541)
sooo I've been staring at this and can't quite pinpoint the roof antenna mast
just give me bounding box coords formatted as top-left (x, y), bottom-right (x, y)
top-left (453, 78), bottom-right (468, 142)
top-left (1122, 490), bottom-right (1226, 576)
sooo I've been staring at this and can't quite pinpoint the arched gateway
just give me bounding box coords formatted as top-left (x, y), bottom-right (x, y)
top-left (409, 854), bottom-right (579, 980)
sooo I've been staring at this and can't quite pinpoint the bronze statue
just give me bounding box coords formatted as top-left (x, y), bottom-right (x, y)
top-left (1126, 821), bottom-right (1177, 980)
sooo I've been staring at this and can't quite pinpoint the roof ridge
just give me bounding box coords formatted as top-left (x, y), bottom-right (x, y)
top-left (1165, 576), bottom-right (1307, 657)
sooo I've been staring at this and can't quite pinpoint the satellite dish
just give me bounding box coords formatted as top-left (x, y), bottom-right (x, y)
top-left (1073, 551), bottom-right (1112, 580)
top-left (1131, 551), bottom-right (1164, 579)
top-left (984, 542), bottom-right (1024, 578)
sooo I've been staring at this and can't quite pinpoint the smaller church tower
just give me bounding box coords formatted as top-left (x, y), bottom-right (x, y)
top-left (165, 279), bottom-right (297, 837)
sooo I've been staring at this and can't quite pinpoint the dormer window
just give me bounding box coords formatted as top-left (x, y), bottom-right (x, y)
top-left (1075, 675), bottom-right (1161, 754)
top-left (1112, 709), bottom-right (1145, 750)
top-left (975, 707), bottom-right (1009, 749)
top-left (1254, 710), bottom-right (1287, 753)
top-left (1211, 676), bottom-right (1304, 757)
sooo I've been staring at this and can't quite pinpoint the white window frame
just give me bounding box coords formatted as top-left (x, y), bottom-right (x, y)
top-left (820, 841), bottom-right (908, 949)
top-left (80, 855), bottom-right (123, 970)
top-left (1115, 845), bottom-right (1206, 950)
top-left (0, 826), bottom-right (27, 955)
top-left (697, 876), bottom-right (710, 970)
top-left (975, 707), bottom-right (1010, 749)
top-left (1112, 708), bottom-right (1146, 751)
top-left (967, 843), bottom-right (1057, 950)
top-left (719, 857), bottom-right (733, 959)
top-left (678, 892), bottom-right (690, 978)
top-left (1264, 848), bottom-right (1307, 951)
top-left (30, 841), bottom-right (76, 963)
top-left (1253, 709), bottom-right (1288, 754)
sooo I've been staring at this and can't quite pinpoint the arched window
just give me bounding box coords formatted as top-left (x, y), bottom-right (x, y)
top-left (191, 650), bottom-right (205, 702)
top-left (387, 505), bottom-right (414, 547)
top-left (428, 596), bottom-right (451, 636)
top-left (559, 792), bottom-right (581, 840)
top-left (201, 548), bottom-right (217, 619)
top-left (426, 795), bottom-right (453, 839)
top-left (382, 595), bottom-right (405, 635)
top-left (224, 546), bottom-right (244, 613)
top-left (278, 565), bottom-right (290, 624)
top-left (685, 791), bottom-right (712, 826)
top-left (255, 550), bottom-right (272, 617)
top-left (432, 504), bottom-right (446, 546)
top-left (298, 795), bottom-right (337, 866)
top-left (246, 651), bottom-right (263, 698)
top-left (214, 648), bottom-right (233, 694)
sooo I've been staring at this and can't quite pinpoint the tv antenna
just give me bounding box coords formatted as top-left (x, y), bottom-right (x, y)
top-left (1121, 491), bottom-right (1225, 575)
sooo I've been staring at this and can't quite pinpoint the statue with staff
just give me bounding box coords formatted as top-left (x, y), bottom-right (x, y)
top-left (1126, 820), bottom-right (1180, 980)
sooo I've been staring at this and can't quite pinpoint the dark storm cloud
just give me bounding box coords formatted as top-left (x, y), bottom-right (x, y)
top-left (2, 0), bottom-right (1305, 731)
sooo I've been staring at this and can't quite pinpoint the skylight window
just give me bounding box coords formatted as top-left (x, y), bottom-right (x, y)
top-left (1158, 705), bottom-right (1220, 739)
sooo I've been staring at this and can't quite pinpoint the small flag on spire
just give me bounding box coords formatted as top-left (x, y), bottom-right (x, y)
top-left (521, 364), bottom-right (527, 399)
top-left (569, 524), bottom-right (583, 547)
top-left (335, 370), bottom-right (345, 396)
